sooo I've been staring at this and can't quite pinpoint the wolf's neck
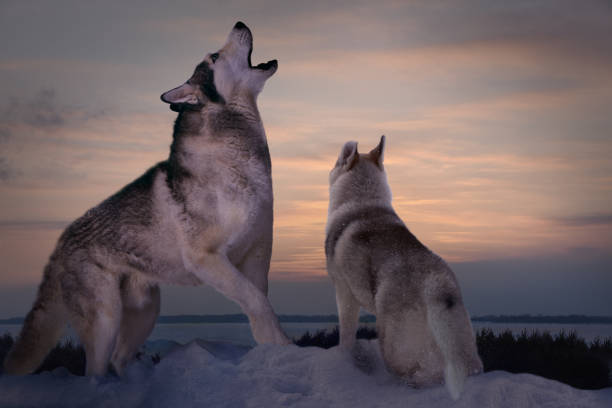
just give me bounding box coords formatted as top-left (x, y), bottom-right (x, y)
top-left (173, 110), bottom-right (199, 134)
top-left (170, 103), bottom-right (263, 139)
top-left (167, 106), bottom-right (268, 175)
top-left (226, 93), bottom-right (262, 123)
top-left (328, 186), bottom-right (393, 215)
top-left (167, 110), bottom-right (203, 167)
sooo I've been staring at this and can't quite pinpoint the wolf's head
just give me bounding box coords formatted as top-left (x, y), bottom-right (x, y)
top-left (161, 22), bottom-right (277, 112)
top-left (328, 136), bottom-right (391, 212)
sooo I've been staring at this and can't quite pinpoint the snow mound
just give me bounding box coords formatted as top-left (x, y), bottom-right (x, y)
top-left (0, 339), bottom-right (611, 408)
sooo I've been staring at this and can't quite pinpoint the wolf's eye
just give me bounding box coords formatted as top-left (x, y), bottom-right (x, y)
top-left (211, 53), bottom-right (219, 63)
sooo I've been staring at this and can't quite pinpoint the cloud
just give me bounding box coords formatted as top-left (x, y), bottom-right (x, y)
top-left (0, 127), bottom-right (17, 182)
top-left (1, 89), bottom-right (66, 128)
top-left (452, 250), bottom-right (612, 315)
top-left (0, 88), bottom-right (109, 131)
top-left (0, 86), bottom-right (173, 190)
top-left (0, 127), bottom-right (10, 142)
top-left (0, 158), bottom-right (16, 182)
top-left (391, 0), bottom-right (612, 65)
top-left (0, 0), bottom-right (611, 289)
top-left (552, 214), bottom-right (612, 227)
top-left (139, 0), bottom-right (612, 65)
top-left (0, 219), bottom-right (70, 230)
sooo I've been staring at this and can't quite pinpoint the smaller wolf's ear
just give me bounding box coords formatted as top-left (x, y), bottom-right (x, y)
top-left (338, 141), bottom-right (359, 171)
top-left (369, 135), bottom-right (385, 168)
top-left (161, 83), bottom-right (203, 111)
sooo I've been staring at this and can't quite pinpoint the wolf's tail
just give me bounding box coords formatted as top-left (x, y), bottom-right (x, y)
top-left (3, 262), bottom-right (66, 375)
top-left (426, 284), bottom-right (483, 400)
top-left (427, 308), bottom-right (470, 400)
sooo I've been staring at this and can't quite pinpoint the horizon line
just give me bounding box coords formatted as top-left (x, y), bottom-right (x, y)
top-left (1, 313), bottom-right (612, 325)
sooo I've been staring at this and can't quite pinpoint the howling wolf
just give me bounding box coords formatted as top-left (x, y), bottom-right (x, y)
top-left (4, 22), bottom-right (289, 377)
top-left (325, 136), bottom-right (482, 399)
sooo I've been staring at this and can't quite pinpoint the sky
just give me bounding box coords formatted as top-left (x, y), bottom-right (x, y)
top-left (0, 0), bottom-right (611, 318)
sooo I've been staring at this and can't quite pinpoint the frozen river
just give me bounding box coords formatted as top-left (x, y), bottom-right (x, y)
top-left (2, 321), bottom-right (611, 346)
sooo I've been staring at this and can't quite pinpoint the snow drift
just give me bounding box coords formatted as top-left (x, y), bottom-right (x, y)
top-left (0, 339), bottom-right (610, 408)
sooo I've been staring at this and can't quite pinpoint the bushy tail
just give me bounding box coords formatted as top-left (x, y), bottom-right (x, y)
top-left (3, 263), bottom-right (66, 375)
top-left (427, 303), bottom-right (482, 401)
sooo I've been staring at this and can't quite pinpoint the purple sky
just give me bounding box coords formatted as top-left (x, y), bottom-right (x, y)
top-left (0, 0), bottom-right (611, 317)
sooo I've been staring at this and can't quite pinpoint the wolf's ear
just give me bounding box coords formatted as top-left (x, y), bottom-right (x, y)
top-left (369, 135), bottom-right (385, 168)
top-left (338, 141), bottom-right (359, 171)
top-left (161, 83), bottom-right (203, 111)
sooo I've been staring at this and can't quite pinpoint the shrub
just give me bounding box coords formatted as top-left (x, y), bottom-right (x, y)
top-left (478, 328), bottom-right (611, 389)
top-left (293, 326), bottom-right (612, 390)
top-left (0, 334), bottom-right (160, 376)
top-left (0, 334), bottom-right (86, 375)
top-left (2, 328), bottom-right (610, 389)
top-left (293, 325), bottom-right (377, 349)
top-left (0, 333), bottom-right (14, 370)
top-left (34, 339), bottom-right (86, 376)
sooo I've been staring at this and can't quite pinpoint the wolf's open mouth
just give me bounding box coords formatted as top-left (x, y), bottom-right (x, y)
top-left (254, 60), bottom-right (277, 70)
top-left (247, 44), bottom-right (277, 71)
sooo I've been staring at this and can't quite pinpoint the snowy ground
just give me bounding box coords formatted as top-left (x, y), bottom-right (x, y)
top-left (1, 339), bottom-right (611, 408)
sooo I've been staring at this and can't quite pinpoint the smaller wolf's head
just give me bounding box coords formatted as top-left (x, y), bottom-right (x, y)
top-left (161, 22), bottom-right (277, 112)
top-left (328, 136), bottom-right (391, 211)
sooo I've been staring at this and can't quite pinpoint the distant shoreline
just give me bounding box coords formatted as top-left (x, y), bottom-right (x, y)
top-left (471, 315), bottom-right (612, 324)
top-left (1, 314), bottom-right (611, 325)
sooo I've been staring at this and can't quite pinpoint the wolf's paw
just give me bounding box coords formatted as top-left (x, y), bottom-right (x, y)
top-left (351, 341), bottom-right (376, 375)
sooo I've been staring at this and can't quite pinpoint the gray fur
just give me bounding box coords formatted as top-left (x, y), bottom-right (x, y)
top-left (4, 22), bottom-right (288, 377)
top-left (326, 136), bottom-right (482, 399)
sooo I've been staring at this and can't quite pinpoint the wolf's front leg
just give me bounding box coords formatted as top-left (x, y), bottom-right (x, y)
top-left (185, 251), bottom-right (290, 345)
top-left (237, 239), bottom-right (272, 296)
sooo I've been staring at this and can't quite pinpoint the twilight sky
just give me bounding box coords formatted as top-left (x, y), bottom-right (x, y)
top-left (0, 0), bottom-right (611, 318)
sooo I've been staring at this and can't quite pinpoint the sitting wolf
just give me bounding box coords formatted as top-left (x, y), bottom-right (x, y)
top-left (325, 136), bottom-right (482, 399)
top-left (4, 22), bottom-right (289, 377)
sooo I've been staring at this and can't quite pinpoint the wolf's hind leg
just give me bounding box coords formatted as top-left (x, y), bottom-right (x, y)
top-left (334, 279), bottom-right (360, 351)
top-left (71, 308), bottom-right (121, 376)
top-left (111, 283), bottom-right (160, 375)
top-left (63, 268), bottom-right (122, 376)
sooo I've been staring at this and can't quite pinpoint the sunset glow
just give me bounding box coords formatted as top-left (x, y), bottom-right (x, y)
top-left (1, 0), bottom-right (610, 316)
